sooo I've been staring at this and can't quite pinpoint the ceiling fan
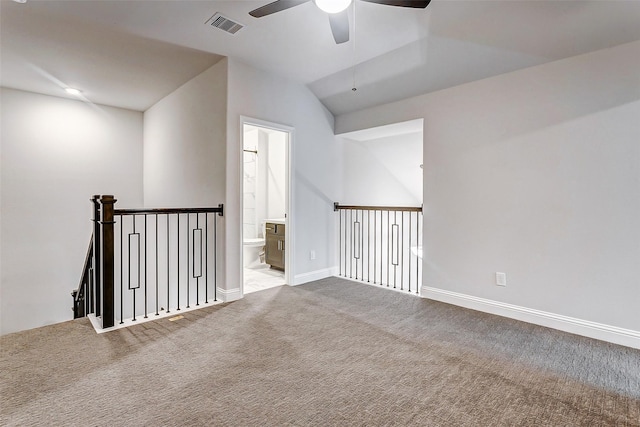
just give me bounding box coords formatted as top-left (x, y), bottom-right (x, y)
top-left (248, 0), bottom-right (431, 44)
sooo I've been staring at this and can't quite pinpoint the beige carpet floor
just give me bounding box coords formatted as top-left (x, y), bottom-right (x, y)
top-left (1, 277), bottom-right (639, 426)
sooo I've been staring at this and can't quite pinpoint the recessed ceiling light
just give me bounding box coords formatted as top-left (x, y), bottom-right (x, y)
top-left (65, 88), bottom-right (83, 96)
top-left (12, 0), bottom-right (28, 3)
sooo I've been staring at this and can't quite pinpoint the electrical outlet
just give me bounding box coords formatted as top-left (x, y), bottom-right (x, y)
top-left (309, 250), bottom-right (316, 260)
top-left (496, 272), bottom-right (506, 287)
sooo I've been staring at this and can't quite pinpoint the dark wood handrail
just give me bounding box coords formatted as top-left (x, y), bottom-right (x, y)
top-left (334, 203), bottom-right (422, 212)
top-left (115, 205), bottom-right (224, 216)
top-left (72, 235), bottom-right (94, 318)
top-left (76, 234), bottom-right (94, 298)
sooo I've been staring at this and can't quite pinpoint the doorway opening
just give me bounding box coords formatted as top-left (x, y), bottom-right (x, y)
top-left (241, 119), bottom-right (292, 294)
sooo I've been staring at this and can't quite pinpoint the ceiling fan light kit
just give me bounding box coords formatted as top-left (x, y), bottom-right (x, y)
top-left (248, 0), bottom-right (431, 45)
top-left (315, 0), bottom-right (352, 14)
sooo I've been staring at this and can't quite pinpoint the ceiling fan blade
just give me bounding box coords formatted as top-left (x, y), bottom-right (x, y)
top-left (249, 0), bottom-right (311, 18)
top-left (359, 0), bottom-right (431, 8)
top-left (329, 10), bottom-right (349, 44)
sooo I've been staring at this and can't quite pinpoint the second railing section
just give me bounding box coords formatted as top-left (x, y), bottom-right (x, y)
top-left (335, 203), bottom-right (423, 294)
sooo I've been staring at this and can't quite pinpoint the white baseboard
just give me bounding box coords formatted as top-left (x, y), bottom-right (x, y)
top-left (339, 274), bottom-right (422, 297)
top-left (87, 299), bottom-right (224, 334)
top-left (421, 286), bottom-right (640, 350)
top-left (217, 286), bottom-right (242, 302)
top-left (293, 267), bottom-right (338, 286)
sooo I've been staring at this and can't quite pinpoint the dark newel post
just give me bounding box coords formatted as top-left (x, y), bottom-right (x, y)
top-left (100, 195), bottom-right (116, 328)
top-left (91, 195), bottom-right (102, 316)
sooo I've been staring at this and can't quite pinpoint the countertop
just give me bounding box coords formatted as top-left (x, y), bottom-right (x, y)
top-left (265, 218), bottom-right (286, 225)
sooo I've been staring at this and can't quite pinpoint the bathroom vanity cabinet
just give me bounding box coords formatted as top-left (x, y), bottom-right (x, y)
top-left (265, 222), bottom-right (285, 270)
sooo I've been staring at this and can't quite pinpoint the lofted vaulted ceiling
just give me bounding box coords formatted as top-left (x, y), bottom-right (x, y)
top-left (2, 0), bottom-right (640, 115)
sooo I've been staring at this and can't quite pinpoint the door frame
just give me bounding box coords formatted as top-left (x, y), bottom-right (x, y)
top-left (239, 116), bottom-right (294, 293)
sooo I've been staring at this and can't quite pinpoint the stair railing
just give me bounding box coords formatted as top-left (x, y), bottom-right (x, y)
top-left (74, 195), bottom-right (224, 329)
top-left (334, 203), bottom-right (423, 294)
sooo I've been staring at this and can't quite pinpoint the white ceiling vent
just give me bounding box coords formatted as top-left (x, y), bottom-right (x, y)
top-left (206, 13), bottom-right (244, 35)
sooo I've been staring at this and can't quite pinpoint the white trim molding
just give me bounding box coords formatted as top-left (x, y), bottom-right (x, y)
top-left (293, 267), bottom-right (338, 286)
top-left (217, 286), bottom-right (242, 302)
top-left (239, 116), bottom-right (295, 290)
top-left (421, 286), bottom-right (640, 349)
top-left (87, 300), bottom-right (224, 334)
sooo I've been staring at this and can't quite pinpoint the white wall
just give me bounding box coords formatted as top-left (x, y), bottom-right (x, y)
top-left (227, 59), bottom-right (340, 293)
top-left (243, 128), bottom-right (260, 239)
top-left (244, 127), bottom-right (287, 239)
top-left (143, 59), bottom-right (227, 207)
top-left (340, 132), bottom-right (423, 206)
top-left (335, 42), bottom-right (640, 340)
top-left (143, 60), bottom-right (228, 304)
top-left (0, 88), bottom-right (143, 335)
top-left (266, 130), bottom-right (287, 220)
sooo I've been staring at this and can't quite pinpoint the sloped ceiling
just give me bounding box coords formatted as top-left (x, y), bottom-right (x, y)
top-left (0, 1), bottom-right (224, 111)
top-left (2, 1), bottom-right (639, 115)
